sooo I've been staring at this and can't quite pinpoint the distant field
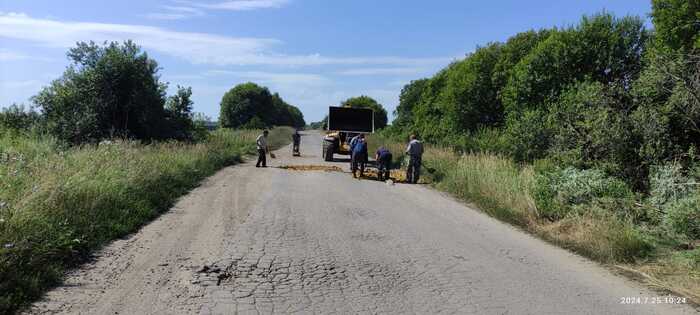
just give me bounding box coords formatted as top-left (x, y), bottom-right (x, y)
top-left (0, 127), bottom-right (294, 313)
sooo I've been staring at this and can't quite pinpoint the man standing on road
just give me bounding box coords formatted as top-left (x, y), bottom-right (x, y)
top-left (375, 146), bottom-right (393, 181)
top-left (256, 130), bottom-right (269, 168)
top-left (405, 134), bottom-right (424, 184)
top-left (351, 134), bottom-right (368, 178)
top-left (292, 130), bottom-right (301, 155)
top-left (348, 133), bottom-right (361, 168)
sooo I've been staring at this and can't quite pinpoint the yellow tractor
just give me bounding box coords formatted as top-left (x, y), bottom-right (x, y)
top-left (322, 106), bottom-right (374, 162)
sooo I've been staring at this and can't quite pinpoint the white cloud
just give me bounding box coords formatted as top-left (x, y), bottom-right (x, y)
top-left (146, 5), bottom-right (206, 20)
top-left (0, 13), bottom-right (452, 67)
top-left (179, 0), bottom-right (290, 11)
top-left (147, 1), bottom-right (288, 19)
top-left (337, 67), bottom-right (429, 76)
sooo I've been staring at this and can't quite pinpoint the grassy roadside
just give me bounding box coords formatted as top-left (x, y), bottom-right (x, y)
top-left (367, 133), bottom-right (699, 304)
top-left (0, 127), bottom-right (293, 314)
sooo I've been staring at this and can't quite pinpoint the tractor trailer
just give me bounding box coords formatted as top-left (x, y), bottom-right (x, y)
top-left (322, 106), bottom-right (374, 161)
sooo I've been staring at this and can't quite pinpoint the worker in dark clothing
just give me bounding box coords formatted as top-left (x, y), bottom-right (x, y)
top-left (375, 146), bottom-right (393, 181)
top-left (292, 130), bottom-right (301, 156)
top-left (256, 130), bottom-right (269, 168)
top-left (405, 134), bottom-right (424, 183)
top-left (348, 133), bottom-right (361, 168)
top-left (351, 134), bottom-right (368, 178)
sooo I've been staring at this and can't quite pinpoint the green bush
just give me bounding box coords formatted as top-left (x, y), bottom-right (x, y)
top-left (533, 167), bottom-right (633, 220)
top-left (546, 81), bottom-right (643, 186)
top-left (0, 104), bottom-right (41, 134)
top-left (453, 127), bottom-right (509, 155)
top-left (663, 196), bottom-right (700, 240)
top-left (505, 109), bottom-right (552, 162)
top-left (649, 163), bottom-right (698, 208)
top-left (240, 116), bottom-right (267, 130)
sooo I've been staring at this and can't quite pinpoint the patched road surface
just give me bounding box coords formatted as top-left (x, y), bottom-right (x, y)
top-left (28, 131), bottom-right (696, 314)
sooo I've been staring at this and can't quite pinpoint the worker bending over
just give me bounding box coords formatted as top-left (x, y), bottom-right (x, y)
top-left (375, 146), bottom-right (393, 181)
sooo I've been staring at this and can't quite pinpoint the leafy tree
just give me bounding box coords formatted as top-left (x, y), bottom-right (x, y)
top-left (285, 105), bottom-right (306, 128)
top-left (33, 41), bottom-right (169, 144)
top-left (394, 78), bottom-right (429, 128)
top-left (271, 93), bottom-right (305, 128)
top-left (219, 82), bottom-right (274, 128)
top-left (271, 93), bottom-right (291, 126)
top-left (632, 50), bottom-right (700, 166)
top-left (165, 85), bottom-right (195, 140)
top-left (219, 82), bottom-right (304, 129)
top-left (547, 82), bottom-right (641, 184)
top-left (502, 13), bottom-right (647, 115)
top-left (492, 29), bottom-right (552, 94)
top-left (412, 68), bottom-right (454, 142)
top-left (240, 116), bottom-right (267, 130)
top-left (651, 0), bottom-right (700, 52)
top-left (441, 43), bottom-right (504, 132)
top-left (341, 95), bottom-right (388, 130)
top-left (631, 0), bottom-right (700, 168)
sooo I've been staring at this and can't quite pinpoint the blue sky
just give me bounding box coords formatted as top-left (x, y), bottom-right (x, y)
top-left (1, 0), bottom-right (652, 122)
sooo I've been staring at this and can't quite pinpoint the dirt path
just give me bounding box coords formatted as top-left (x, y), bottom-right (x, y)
top-left (28, 131), bottom-right (696, 314)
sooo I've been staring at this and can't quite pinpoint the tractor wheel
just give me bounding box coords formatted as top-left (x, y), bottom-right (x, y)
top-left (323, 143), bottom-right (334, 161)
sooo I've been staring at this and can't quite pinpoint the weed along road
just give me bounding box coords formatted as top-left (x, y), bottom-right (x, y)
top-left (29, 131), bottom-right (695, 315)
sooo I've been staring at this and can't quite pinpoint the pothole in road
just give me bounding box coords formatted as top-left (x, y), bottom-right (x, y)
top-left (194, 257), bottom-right (418, 299)
top-left (277, 164), bottom-right (423, 184)
top-left (277, 165), bottom-right (344, 172)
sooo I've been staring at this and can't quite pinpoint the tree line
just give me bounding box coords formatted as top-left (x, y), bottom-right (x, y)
top-left (0, 41), bottom-right (305, 144)
top-left (386, 0), bottom-right (700, 191)
top-left (218, 82), bottom-right (305, 130)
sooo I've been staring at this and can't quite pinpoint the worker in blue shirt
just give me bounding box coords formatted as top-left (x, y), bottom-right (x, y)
top-left (351, 134), bottom-right (368, 178)
top-left (348, 133), bottom-right (361, 168)
top-left (375, 146), bottom-right (393, 181)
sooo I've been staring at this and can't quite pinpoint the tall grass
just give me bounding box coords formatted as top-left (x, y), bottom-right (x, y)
top-left (435, 153), bottom-right (537, 226)
top-left (0, 127), bottom-right (293, 313)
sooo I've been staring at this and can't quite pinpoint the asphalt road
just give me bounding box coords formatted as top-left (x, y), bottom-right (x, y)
top-left (28, 131), bottom-right (696, 315)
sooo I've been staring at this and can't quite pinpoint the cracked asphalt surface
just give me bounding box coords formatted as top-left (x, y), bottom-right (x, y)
top-left (28, 131), bottom-right (696, 314)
